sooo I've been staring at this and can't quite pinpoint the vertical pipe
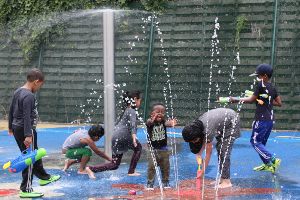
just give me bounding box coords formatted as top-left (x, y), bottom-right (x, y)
top-left (271, 0), bottom-right (279, 81)
top-left (103, 10), bottom-right (115, 158)
top-left (143, 15), bottom-right (155, 121)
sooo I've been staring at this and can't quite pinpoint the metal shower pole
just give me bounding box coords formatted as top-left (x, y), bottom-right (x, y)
top-left (103, 10), bottom-right (115, 159)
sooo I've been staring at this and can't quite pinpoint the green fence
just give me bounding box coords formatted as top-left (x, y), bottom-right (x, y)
top-left (0, 0), bottom-right (299, 130)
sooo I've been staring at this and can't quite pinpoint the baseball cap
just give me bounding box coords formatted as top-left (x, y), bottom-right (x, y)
top-left (249, 64), bottom-right (273, 78)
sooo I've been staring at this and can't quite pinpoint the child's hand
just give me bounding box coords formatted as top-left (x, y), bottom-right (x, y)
top-left (168, 118), bottom-right (178, 127)
top-left (24, 136), bottom-right (32, 148)
top-left (133, 140), bottom-right (137, 147)
top-left (256, 99), bottom-right (264, 105)
top-left (197, 170), bottom-right (204, 179)
top-left (8, 129), bottom-right (13, 136)
top-left (150, 112), bottom-right (159, 121)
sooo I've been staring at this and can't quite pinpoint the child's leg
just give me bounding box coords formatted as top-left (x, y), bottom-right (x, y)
top-left (216, 136), bottom-right (235, 188)
top-left (147, 151), bottom-right (157, 185)
top-left (128, 141), bottom-right (142, 175)
top-left (250, 121), bottom-right (273, 164)
top-left (31, 130), bottom-right (51, 180)
top-left (79, 155), bottom-right (90, 172)
top-left (63, 159), bottom-right (79, 171)
top-left (88, 154), bottom-right (122, 173)
top-left (216, 139), bottom-right (232, 180)
top-left (159, 150), bottom-right (170, 184)
top-left (77, 153), bottom-right (96, 179)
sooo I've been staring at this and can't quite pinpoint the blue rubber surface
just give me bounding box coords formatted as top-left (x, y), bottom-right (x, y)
top-left (0, 127), bottom-right (300, 199)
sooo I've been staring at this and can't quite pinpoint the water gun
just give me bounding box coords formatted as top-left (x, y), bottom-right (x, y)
top-left (217, 90), bottom-right (265, 105)
top-left (196, 157), bottom-right (203, 189)
top-left (2, 148), bottom-right (46, 173)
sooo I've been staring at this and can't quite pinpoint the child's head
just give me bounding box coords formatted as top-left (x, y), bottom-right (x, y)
top-left (123, 90), bottom-right (142, 109)
top-left (150, 103), bottom-right (166, 122)
top-left (250, 64), bottom-right (273, 81)
top-left (27, 68), bottom-right (45, 92)
top-left (182, 119), bottom-right (204, 144)
top-left (88, 124), bottom-right (104, 141)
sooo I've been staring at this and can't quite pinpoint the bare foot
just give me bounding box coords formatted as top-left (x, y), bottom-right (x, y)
top-left (128, 172), bottom-right (141, 176)
top-left (78, 167), bottom-right (96, 179)
top-left (217, 179), bottom-right (232, 189)
top-left (63, 159), bottom-right (75, 171)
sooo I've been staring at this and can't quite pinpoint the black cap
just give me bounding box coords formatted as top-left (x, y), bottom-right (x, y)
top-left (249, 64), bottom-right (273, 78)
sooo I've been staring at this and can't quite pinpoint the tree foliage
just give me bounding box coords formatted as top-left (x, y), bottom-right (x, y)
top-left (0, 0), bottom-right (168, 61)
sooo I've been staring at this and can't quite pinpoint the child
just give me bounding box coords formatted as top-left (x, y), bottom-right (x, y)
top-left (145, 103), bottom-right (177, 190)
top-left (88, 91), bottom-right (142, 176)
top-left (62, 124), bottom-right (112, 179)
top-left (182, 108), bottom-right (240, 189)
top-left (230, 63), bottom-right (282, 173)
top-left (8, 68), bottom-right (60, 198)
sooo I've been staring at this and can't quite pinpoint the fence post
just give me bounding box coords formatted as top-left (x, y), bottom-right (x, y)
top-left (271, 0), bottom-right (279, 81)
top-left (143, 14), bottom-right (155, 121)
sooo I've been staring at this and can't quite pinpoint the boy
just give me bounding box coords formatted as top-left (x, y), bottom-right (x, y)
top-left (146, 103), bottom-right (177, 190)
top-left (62, 125), bottom-right (112, 179)
top-left (8, 68), bottom-right (60, 198)
top-left (182, 108), bottom-right (240, 189)
top-left (230, 63), bottom-right (282, 173)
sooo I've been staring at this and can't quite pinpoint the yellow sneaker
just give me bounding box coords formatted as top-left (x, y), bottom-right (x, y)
top-left (253, 164), bottom-right (275, 173)
top-left (39, 175), bottom-right (61, 186)
top-left (272, 158), bottom-right (281, 172)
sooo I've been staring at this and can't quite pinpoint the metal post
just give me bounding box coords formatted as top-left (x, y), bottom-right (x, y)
top-left (103, 10), bottom-right (115, 159)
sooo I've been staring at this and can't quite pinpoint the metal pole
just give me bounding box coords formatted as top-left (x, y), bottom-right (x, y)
top-left (271, 0), bottom-right (279, 82)
top-left (103, 10), bottom-right (115, 159)
top-left (143, 15), bottom-right (155, 121)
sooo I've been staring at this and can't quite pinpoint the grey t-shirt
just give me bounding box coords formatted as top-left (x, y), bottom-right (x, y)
top-left (8, 87), bottom-right (38, 137)
top-left (199, 108), bottom-right (240, 142)
top-left (112, 107), bottom-right (138, 154)
top-left (62, 129), bottom-right (89, 150)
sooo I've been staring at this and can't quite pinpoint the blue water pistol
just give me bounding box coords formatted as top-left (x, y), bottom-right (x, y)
top-left (3, 148), bottom-right (46, 173)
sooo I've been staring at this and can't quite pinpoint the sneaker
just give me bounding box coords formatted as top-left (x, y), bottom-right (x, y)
top-left (163, 182), bottom-right (171, 189)
top-left (39, 175), bottom-right (61, 186)
top-left (272, 158), bottom-right (281, 172)
top-left (253, 163), bottom-right (275, 173)
top-left (19, 191), bottom-right (44, 198)
top-left (253, 163), bottom-right (266, 171)
top-left (146, 183), bottom-right (154, 191)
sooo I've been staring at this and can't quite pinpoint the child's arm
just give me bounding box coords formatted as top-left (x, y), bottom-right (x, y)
top-left (273, 96), bottom-right (282, 107)
top-left (129, 109), bottom-right (138, 147)
top-left (82, 138), bottom-right (112, 162)
top-left (165, 118), bottom-right (177, 127)
top-left (230, 95), bottom-right (257, 104)
top-left (196, 142), bottom-right (213, 178)
top-left (8, 101), bottom-right (14, 135)
top-left (132, 133), bottom-right (138, 147)
top-left (146, 118), bottom-right (154, 127)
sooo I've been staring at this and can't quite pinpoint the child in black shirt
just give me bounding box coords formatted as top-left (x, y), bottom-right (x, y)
top-left (145, 103), bottom-right (177, 190)
top-left (8, 68), bottom-right (60, 198)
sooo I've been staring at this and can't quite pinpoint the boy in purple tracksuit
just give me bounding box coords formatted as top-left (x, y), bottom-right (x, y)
top-left (230, 64), bottom-right (282, 173)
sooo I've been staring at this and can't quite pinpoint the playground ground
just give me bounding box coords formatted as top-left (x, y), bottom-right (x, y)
top-left (0, 124), bottom-right (300, 200)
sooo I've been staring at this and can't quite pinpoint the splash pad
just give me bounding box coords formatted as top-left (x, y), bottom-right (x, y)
top-left (92, 179), bottom-right (279, 200)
